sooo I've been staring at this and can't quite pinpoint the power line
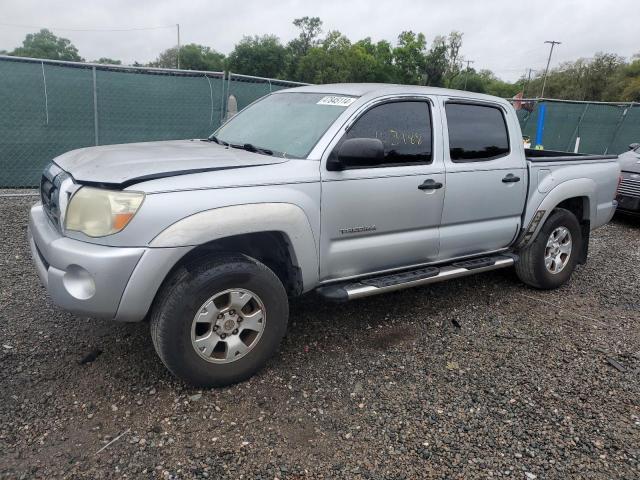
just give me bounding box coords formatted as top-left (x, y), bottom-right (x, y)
top-left (0, 22), bottom-right (176, 32)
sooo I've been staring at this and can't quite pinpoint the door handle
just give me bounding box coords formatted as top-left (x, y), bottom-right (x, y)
top-left (418, 179), bottom-right (443, 190)
top-left (502, 173), bottom-right (521, 183)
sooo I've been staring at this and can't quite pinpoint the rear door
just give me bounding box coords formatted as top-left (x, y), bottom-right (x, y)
top-left (438, 100), bottom-right (526, 260)
top-left (320, 98), bottom-right (445, 280)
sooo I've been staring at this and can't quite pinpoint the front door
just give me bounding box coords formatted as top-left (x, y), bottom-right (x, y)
top-left (320, 99), bottom-right (445, 281)
top-left (438, 100), bottom-right (527, 260)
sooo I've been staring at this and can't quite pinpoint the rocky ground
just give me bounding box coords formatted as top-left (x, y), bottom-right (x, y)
top-left (0, 192), bottom-right (638, 479)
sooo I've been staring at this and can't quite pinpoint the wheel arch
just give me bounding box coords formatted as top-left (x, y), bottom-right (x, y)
top-left (172, 231), bottom-right (304, 296)
top-left (520, 178), bottom-right (595, 247)
top-left (114, 203), bottom-right (319, 322)
top-left (150, 202), bottom-right (319, 293)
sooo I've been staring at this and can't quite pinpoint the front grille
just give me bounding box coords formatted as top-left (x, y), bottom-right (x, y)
top-left (40, 163), bottom-right (66, 229)
top-left (618, 176), bottom-right (640, 198)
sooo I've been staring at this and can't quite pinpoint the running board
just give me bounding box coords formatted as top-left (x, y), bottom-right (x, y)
top-left (316, 254), bottom-right (517, 302)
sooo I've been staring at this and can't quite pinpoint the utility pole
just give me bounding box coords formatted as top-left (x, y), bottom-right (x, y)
top-left (523, 68), bottom-right (533, 97)
top-left (176, 23), bottom-right (181, 69)
top-left (463, 60), bottom-right (474, 90)
top-left (540, 40), bottom-right (561, 98)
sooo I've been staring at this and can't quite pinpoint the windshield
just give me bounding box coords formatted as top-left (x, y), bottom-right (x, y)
top-left (212, 92), bottom-right (356, 158)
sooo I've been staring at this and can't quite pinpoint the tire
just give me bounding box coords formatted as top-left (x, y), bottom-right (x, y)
top-left (150, 252), bottom-right (289, 387)
top-left (515, 208), bottom-right (582, 289)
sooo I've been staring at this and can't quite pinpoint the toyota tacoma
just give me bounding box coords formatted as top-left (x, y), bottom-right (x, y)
top-left (28, 84), bottom-right (621, 386)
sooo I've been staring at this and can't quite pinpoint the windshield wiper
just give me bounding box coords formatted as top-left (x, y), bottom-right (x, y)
top-left (207, 135), bottom-right (228, 146)
top-left (230, 143), bottom-right (274, 156)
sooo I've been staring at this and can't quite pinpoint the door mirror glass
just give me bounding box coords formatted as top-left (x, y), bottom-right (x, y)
top-left (329, 138), bottom-right (385, 170)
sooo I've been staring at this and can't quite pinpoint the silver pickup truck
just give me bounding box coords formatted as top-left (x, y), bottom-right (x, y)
top-left (28, 84), bottom-right (621, 387)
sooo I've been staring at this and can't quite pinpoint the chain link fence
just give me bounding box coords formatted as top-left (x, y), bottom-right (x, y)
top-left (510, 98), bottom-right (640, 155)
top-left (3, 55), bottom-right (638, 188)
top-left (226, 72), bottom-right (308, 113)
top-left (0, 56), bottom-right (307, 187)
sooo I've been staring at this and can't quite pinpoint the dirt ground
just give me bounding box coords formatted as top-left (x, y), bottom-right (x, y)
top-left (1, 194), bottom-right (639, 479)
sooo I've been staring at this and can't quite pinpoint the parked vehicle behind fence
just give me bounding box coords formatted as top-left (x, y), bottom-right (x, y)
top-left (28, 84), bottom-right (621, 387)
top-left (616, 143), bottom-right (640, 216)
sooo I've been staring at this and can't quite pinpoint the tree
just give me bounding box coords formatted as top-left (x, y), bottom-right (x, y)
top-left (93, 57), bottom-right (121, 65)
top-left (295, 31), bottom-right (352, 83)
top-left (287, 16), bottom-right (323, 77)
top-left (579, 53), bottom-right (625, 100)
top-left (150, 44), bottom-right (225, 71)
top-left (180, 44), bottom-right (225, 71)
top-left (622, 76), bottom-right (640, 101)
top-left (392, 31), bottom-right (427, 84)
top-left (605, 58), bottom-right (640, 101)
top-left (524, 53), bottom-right (627, 101)
top-left (289, 16), bottom-right (323, 57)
top-left (227, 35), bottom-right (288, 78)
top-left (444, 32), bottom-right (463, 85)
top-left (10, 29), bottom-right (83, 61)
top-left (354, 38), bottom-right (396, 82)
top-left (423, 32), bottom-right (463, 87)
top-left (149, 47), bottom-right (179, 68)
top-left (449, 68), bottom-right (521, 97)
top-left (424, 38), bottom-right (448, 86)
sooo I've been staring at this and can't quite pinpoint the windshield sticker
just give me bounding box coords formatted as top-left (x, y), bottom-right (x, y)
top-left (317, 96), bottom-right (356, 107)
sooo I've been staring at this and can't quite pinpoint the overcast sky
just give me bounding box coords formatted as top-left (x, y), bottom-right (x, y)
top-left (1, 0), bottom-right (637, 81)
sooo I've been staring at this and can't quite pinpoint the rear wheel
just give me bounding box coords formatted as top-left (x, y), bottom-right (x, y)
top-left (150, 253), bottom-right (289, 387)
top-left (515, 208), bottom-right (582, 289)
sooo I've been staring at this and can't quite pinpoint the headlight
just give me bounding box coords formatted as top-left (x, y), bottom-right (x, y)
top-left (65, 187), bottom-right (145, 237)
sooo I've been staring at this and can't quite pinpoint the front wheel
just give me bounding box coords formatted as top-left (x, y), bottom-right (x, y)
top-left (515, 208), bottom-right (583, 289)
top-left (150, 253), bottom-right (289, 387)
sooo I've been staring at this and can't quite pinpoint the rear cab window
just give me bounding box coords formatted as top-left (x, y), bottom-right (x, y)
top-left (445, 103), bottom-right (510, 162)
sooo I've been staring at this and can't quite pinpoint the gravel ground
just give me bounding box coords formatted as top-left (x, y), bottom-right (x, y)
top-left (1, 193), bottom-right (639, 479)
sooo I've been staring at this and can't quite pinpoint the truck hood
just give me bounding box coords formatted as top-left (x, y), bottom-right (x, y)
top-left (53, 139), bottom-right (289, 187)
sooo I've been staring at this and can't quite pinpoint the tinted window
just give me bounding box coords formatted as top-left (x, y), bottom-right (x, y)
top-left (446, 103), bottom-right (510, 161)
top-left (344, 101), bottom-right (432, 165)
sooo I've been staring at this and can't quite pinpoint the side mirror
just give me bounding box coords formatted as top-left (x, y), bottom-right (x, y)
top-left (327, 138), bottom-right (385, 171)
top-left (629, 143), bottom-right (640, 151)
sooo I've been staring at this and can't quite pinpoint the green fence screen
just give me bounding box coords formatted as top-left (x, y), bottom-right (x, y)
top-left (2, 55), bottom-right (638, 188)
top-left (0, 57), bottom-right (306, 187)
top-left (514, 99), bottom-right (639, 155)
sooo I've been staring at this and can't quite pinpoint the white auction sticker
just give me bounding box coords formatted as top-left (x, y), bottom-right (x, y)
top-left (317, 96), bottom-right (356, 107)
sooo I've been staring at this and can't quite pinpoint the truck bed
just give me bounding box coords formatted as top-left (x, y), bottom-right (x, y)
top-left (525, 149), bottom-right (618, 163)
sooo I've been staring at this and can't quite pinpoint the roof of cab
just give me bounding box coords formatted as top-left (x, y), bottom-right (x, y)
top-left (279, 83), bottom-right (508, 103)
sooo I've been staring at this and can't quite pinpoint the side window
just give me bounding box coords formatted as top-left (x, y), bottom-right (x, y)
top-left (344, 101), bottom-right (432, 166)
top-left (445, 103), bottom-right (510, 162)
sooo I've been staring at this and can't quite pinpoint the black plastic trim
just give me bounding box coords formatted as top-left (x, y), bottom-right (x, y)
top-left (75, 163), bottom-right (275, 190)
top-left (451, 257), bottom-right (497, 270)
top-left (360, 266), bottom-right (440, 288)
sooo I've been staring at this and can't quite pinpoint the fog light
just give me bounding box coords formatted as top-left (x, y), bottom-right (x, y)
top-left (62, 265), bottom-right (96, 300)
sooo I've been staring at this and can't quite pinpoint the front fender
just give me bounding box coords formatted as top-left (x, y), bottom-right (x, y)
top-left (150, 203), bottom-right (319, 290)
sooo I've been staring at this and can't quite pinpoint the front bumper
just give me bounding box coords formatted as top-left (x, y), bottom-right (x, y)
top-left (28, 204), bottom-right (192, 321)
top-left (616, 194), bottom-right (640, 215)
top-left (29, 204), bottom-right (145, 319)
